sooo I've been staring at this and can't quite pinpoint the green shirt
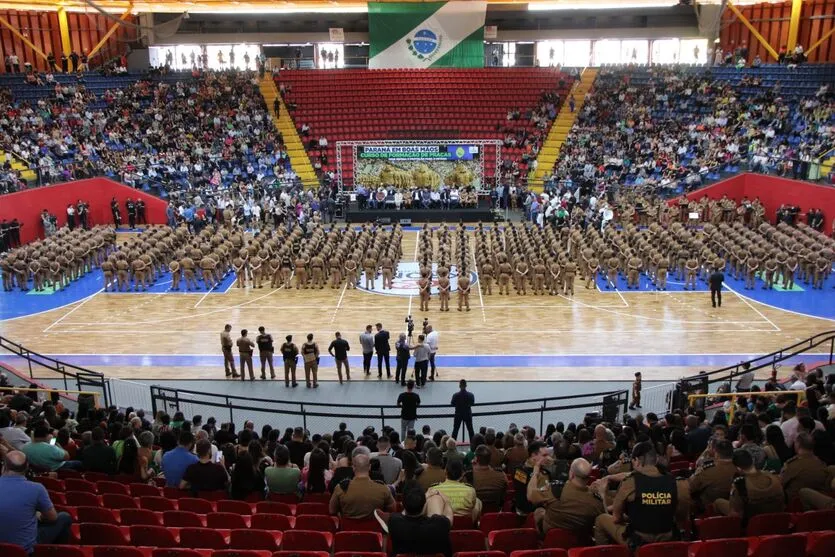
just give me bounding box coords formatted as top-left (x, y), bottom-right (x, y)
top-left (22, 442), bottom-right (66, 472)
top-left (265, 466), bottom-right (301, 494)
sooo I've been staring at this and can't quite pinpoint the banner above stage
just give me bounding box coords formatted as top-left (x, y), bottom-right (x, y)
top-left (368, 1), bottom-right (487, 69)
top-left (358, 144), bottom-right (480, 161)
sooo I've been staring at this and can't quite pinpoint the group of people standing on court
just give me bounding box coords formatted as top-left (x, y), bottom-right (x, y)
top-left (219, 320), bottom-right (440, 388)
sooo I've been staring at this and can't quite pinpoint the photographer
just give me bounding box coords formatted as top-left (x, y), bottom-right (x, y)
top-left (405, 315), bottom-right (414, 340)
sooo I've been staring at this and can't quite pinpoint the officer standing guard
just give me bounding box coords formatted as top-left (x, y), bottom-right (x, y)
top-left (221, 324), bottom-right (239, 378)
top-left (256, 326), bottom-right (276, 380)
top-left (237, 329), bottom-right (256, 381)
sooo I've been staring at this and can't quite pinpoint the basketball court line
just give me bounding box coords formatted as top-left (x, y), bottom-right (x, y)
top-left (45, 327), bottom-right (781, 335)
top-left (42, 288), bottom-right (105, 333)
top-left (193, 284), bottom-right (216, 309)
top-left (470, 241), bottom-right (486, 322)
top-left (725, 284), bottom-right (781, 332)
top-left (330, 282), bottom-right (349, 324)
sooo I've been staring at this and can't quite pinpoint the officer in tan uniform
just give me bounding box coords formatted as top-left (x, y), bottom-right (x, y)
top-left (131, 257), bottom-right (147, 291)
top-left (181, 255), bottom-right (197, 290)
top-left (100, 258), bottom-right (115, 292)
top-left (532, 259), bottom-right (547, 296)
top-left (281, 252), bottom-right (294, 288)
top-left (295, 253), bottom-right (309, 289)
top-left (688, 439), bottom-right (736, 513)
top-left (114, 257), bottom-right (129, 291)
top-left (514, 258), bottom-right (529, 295)
top-left (763, 255), bottom-right (779, 290)
top-left (380, 253), bottom-right (394, 290)
top-left (418, 272), bottom-right (431, 311)
top-left (309, 253), bottom-right (325, 289)
top-left (268, 257), bottom-right (282, 288)
top-left (561, 260), bottom-right (576, 296)
top-left (684, 254), bottom-right (699, 290)
top-left (813, 254), bottom-right (830, 289)
top-left (498, 260), bottom-right (512, 295)
top-left (437, 269), bottom-right (451, 312)
top-left (783, 253), bottom-right (798, 289)
top-left (237, 329), bottom-right (256, 381)
top-left (626, 253), bottom-right (642, 290)
top-left (200, 255), bottom-right (216, 290)
top-left (168, 259), bottom-right (181, 291)
top-left (12, 257), bottom-right (28, 291)
top-left (745, 252), bottom-right (760, 290)
top-left (714, 449), bottom-right (785, 519)
top-left (329, 255), bottom-right (342, 289)
top-left (220, 324), bottom-right (239, 378)
top-left (457, 269), bottom-right (471, 312)
top-left (329, 453), bottom-right (396, 518)
top-left (780, 432), bottom-right (828, 500)
top-left (585, 256), bottom-right (599, 290)
top-left (594, 442), bottom-right (689, 547)
top-left (344, 254), bottom-right (358, 289)
top-left (606, 255), bottom-right (620, 289)
top-left (479, 259), bottom-right (494, 295)
top-left (363, 255), bottom-right (377, 290)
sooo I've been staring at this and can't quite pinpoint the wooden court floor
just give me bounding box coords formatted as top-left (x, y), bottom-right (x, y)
top-left (0, 230), bottom-right (832, 383)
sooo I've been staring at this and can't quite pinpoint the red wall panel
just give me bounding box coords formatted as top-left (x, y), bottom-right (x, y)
top-left (0, 9), bottom-right (136, 72)
top-left (0, 179), bottom-right (168, 244)
top-left (721, 0), bottom-right (835, 63)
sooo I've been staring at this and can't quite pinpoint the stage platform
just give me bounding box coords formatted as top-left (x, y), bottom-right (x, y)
top-left (345, 207), bottom-right (497, 223)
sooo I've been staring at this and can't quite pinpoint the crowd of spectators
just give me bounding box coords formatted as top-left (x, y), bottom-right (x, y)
top-left (1, 365), bottom-right (834, 554)
top-left (547, 66), bottom-right (834, 195)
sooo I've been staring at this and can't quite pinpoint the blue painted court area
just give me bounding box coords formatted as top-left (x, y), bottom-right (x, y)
top-left (101, 270), bottom-right (237, 295)
top-left (0, 352), bottom-right (827, 370)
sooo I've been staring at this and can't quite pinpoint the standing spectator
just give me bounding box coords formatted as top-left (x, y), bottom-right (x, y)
top-left (0, 451), bottom-right (72, 553)
top-left (328, 331), bottom-right (351, 384)
top-left (411, 334), bottom-right (431, 387)
top-left (395, 333), bottom-right (410, 385)
top-left (426, 325), bottom-right (439, 382)
top-left (397, 380), bottom-right (421, 440)
top-left (180, 439), bottom-right (229, 494)
top-left (451, 380), bottom-right (475, 441)
top-left (374, 485), bottom-right (453, 557)
top-left (375, 322), bottom-right (391, 379)
top-left (359, 325), bottom-right (375, 376)
top-left (161, 431), bottom-right (198, 488)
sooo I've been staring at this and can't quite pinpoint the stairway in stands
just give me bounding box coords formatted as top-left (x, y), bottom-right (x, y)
top-left (820, 148), bottom-right (835, 178)
top-left (531, 67), bottom-right (597, 190)
top-left (258, 76), bottom-right (318, 187)
top-left (1, 150), bottom-right (37, 184)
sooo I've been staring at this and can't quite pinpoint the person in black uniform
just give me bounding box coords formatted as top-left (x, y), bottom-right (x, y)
top-left (137, 199), bottom-right (147, 225)
top-left (374, 322), bottom-right (391, 379)
top-left (126, 199), bottom-right (137, 229)
top-left (60, 53), bottom-right (68, 73)
top-left (451, 379), bottom-right (475, 441)
top-left (110, 197), bottom-right (122, 226)
top-left (594, 441), bottom-right (686, 549)
top-left (256, 326), bottom-right (275, 380)
top-left (709, 267), bottom-right (725, 308)
top-left (76, 200), bottom-right (88, 230)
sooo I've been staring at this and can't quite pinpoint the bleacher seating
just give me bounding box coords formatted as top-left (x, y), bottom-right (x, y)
top-left (277, 68), bottom-right (575, 188)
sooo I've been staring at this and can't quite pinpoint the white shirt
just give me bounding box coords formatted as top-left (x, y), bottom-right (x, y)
top-left (426, 330), bottom-right (439, 354)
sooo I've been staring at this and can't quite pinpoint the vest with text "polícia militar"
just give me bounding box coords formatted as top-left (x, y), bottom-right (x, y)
top-left (626, 471), bottom-right (677, 535)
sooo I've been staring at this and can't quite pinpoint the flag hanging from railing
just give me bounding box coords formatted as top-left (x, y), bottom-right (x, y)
top-left (368, 1), bottom-right (487, 69)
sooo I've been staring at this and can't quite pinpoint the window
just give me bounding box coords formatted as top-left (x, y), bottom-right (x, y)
top-left (500, 42), bottom-right (517, 67)
top-left (620, 40), bottom-right (649, 65)
top-left (317, 43), bottom-right (344, 69)
top-left (563, 40), bottom-right (591, 68)
top-left (150, 44), bottom-right (260, 71)
top-left (651, 39), bottom-right (680, 65)
top-left (536, 40), bottom-right (564, 67)
top-left (593, 39), bottom-right (621, 66)
top-left (680, 39), bottom-right (708, 64)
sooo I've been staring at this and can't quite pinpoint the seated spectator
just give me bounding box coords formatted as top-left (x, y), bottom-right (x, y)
top-left (372, 434), bottom-right (402, 485)
top-left (781, 431), bottom-right (827, 501)
top-left (329, 452), bottom-right (395, 518)
top-left (433, 459), bottom-right (482, 521)
top-left (180, 439), bottom-right (229, 495)
top-left (466, 444), bottom-right (506, 510)
top-left (21, 423), bottom-right (81, 472)
top-left (286, 427), bottom-right (313, 469)
top-left (375, 483), bottom-right (453, 557)
top-left (527, 455), bottom-right (603, 538)
top-left (504, 432), bottom-right (528, 470)
top-left (0, 451), bottom-right (72, 553)
top-left (266, 444), bottom-right (301, 495)
top-left (0, 411), bottom-right (30, 450)
top-left (161, 431), bottom-right (198, 488)
top-left (301, 447), bottom-right (331, 495)
top-left (715, 449), bottom-right (785, 519)
top-left (136, 430), bottom-right (156, 480)
top-left (416, 447), bottom-right (447, 491)
top-left (689, 439), bottom-right (736, 512)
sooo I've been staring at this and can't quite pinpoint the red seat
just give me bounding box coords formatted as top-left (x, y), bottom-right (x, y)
top-left (335, 553), bottom-right (385, 557)
top-left (120, 508), bottom-right (162, 526)
top-left (180, 527), bottom-right (229, 550)
top-left (793, 510), bottom-right (835, 532)
top-left (218, 500), bottom-right (253, 515)
top-left (333, 531), bottom-right (382, 553)
top-left (255, 502), bottom-right (294, 516)
top-left (164, 510), bottom-right (205, 527)
top-left (487, 529), bottom-right (539, 553)
top-left (97, 481), bottom-right (131, 496)
top-left (635, 542), bottom-right (690, 557)
top-left (198, 491), bottom-right (229, 502)
top-left (510, 551), bottom-right (568, 557)
top-left (152, 551), bottom-right (208, 557)
top-left (479, 513), bottom-right (519, 536)
top-left (451, 530), bottom-right (486, 553)
top-left (58, 469), bottom-right (83, 479)
top-left (807, 531), bottom-right (835, 557)
top-left (34, 477), bottom-right (65, 491)
top-left (213, 552), bottom-right (272, 557)
top-left (295, 503), bottom-right (328, 516)
top-left (80, 523), bottom-right (130, 545)
top-left (93, 548), bottom-right (147, 557)
top-left (78, 505), bottom-right (120, 525)
top-left (103, 493), bottom-right (139, 510)
top-left (129, 483), bottom-right (162, 497)
top-left (130, 524), bottom-right (179, 548)
top-left (66, 478), bottom-right (98, 493)
top-left (282, 530), bottom-right (334, 552)
top-left (542, 529), bottom-right (582, 550)
top-left (339, 517), bottom-right (380, 532)
top-left (749, 533), bottom-right (807, 557)
top-left (83, 473), bottom-right (110, 483)
top-left (139, 496), bottom-right (177, 511)
top-left (179, 498), bottom-right (216, 514)
top-left (696, 516), bottom-right (742, 540)
top-left (230, 528), bottom-right (282, 550)
top-left (208, 512), bottom-right (250, 530)
top-left (267, 493), bottom-right (300, 504)
top-left (33, 545), bottom-right (86, 557)
top-left (687, 538), bottom-right (749, 557)
top-left (272, 552), bottom-right (329, 557)
top-left (452, 516), bottom-right (475, 530)
top-left (567, 548), bottom-right (630, 557)
top-left (746, 513), bottom-right (792, 536)
top-left (0, 543), bottom-right (29, 557)
top-left (48, 491), bottom-right (66, 506)
top-left (295, 515), bottom-right (338, 533)
top-left (454, 552), bottom-right (507, 557)
top-left (251, 513), bottom-right (294, 531)
top-left (67, 491), bottom-right (100, 507)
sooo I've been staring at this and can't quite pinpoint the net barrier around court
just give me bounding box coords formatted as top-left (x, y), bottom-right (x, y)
top-left (149, 385), bottom-right (629, 440)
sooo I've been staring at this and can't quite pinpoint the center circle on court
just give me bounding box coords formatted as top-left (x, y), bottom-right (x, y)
top-left (358, 262), bottom-right (478, 297)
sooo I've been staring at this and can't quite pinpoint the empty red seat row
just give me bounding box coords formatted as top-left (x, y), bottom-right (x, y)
top-left (68, 508), bottom-right (335, 530)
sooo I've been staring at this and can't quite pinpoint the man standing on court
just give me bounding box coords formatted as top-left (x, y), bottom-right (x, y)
top-left (256, 326), bottom-right (275, 380)
top-left (451, 379), bottom-right (475, 441)
top-left (426, 325), bottom-right (439, 382)
top-left (375, 323), bottom-right (391, 379)
top-left (328, 331), bottom-right (351, 384)
top-left (221, 324), bottom-right (239, 378)
top-left (709, 267), bottom-right (725, 308)
top-left (360, 325), bottom-right (375, 376)
top-left (237, 329), bottom-right (256, 381)
top-left (397, 380), bottom-right (421, 440)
